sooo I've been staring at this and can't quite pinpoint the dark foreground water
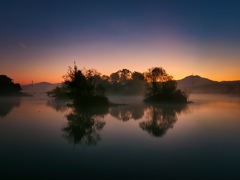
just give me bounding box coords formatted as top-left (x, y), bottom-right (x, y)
top-left (0, 94), bottom-right (240, 179)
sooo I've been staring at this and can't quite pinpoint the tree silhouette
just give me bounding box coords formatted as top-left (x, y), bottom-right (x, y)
top-left (110, 69), bottom-right (132, 83)
top-left (47, 63), bottom-right (109, 105)
top-left (144, 67), bottom-right (173, 97)
top-left (63, 64), bottom-right (94, 98)
top-left (110, 72), bottom-right (120, 83)
top-left (118, 69), bottom-right (132, 82)
top-left (107, 69), bottom-right (145, 95)
top-left (132, 71), bottom-right (144, 81)
top-left (82, 68), bottom-right (104, 95)
top-left (144, 67), bottom-right (188, 103)
top-left (145, 67), bottom-right (172, 83)
top-left (0, 75), bottom-right (22, 95)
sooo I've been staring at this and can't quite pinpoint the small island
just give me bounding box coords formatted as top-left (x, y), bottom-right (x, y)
top-left (47, 63), bottom-right (109, 106)
top-left (47, 63), bottom-right (189, 105)
top-left (143, 67), bottom-right (188, 103)
top-left (0, 75), bottom-right (27, 97)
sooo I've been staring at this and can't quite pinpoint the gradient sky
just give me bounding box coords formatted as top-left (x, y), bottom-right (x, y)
top-left (1, 0), bottom-right (240, 85)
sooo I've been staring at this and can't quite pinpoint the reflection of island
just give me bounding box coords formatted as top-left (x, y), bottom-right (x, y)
top-left (140, 104), bottom-right (187, 137)
top-left (109, 104), bottom-right (144, 121)
top-left (0, 97), bottom-right (21, 117)
top-left (50, 99), bottom-right (189, 142)
top-left (62, 102), bottom-right (109, 146)
top-left (109, 103), bottom-right (189, 137)
top-left (47, 99), bottom-right (69, 112)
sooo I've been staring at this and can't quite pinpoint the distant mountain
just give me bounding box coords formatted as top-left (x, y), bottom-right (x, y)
top-left (21, 82), bottom-right (60, 93)
top-left (177, 75), bottom-right (240, 94)
top-left (177, 75), bottom-right (216, 88)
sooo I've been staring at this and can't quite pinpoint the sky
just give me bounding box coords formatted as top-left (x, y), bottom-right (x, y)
top-left (1, 0), bottom-right (240, 85)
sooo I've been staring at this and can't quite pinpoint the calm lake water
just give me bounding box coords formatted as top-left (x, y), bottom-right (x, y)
top-left (1, 94), bottom-right (240, 179)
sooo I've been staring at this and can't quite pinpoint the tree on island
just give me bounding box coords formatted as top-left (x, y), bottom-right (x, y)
top-left (0, 75), bottom-right (22, 95)
top-left (47, 63), bottom-right (109, 105)
top-left (110, 69), bottom-right (132, 83)
top-left (132, 71), bottom-right (144, 81)
top-left (144, 67), bottom-right (188, 103)
top-left (107, 69), bottom-right (145, 95)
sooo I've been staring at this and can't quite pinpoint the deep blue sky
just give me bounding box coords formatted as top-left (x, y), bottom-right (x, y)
top-left (1, 0), bottom-right (240, 84)
top-left (1, 0), bottom-right (240, 44)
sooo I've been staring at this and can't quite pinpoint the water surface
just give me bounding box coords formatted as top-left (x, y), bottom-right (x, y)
top-left (1, 94), bottom-right (240, 179)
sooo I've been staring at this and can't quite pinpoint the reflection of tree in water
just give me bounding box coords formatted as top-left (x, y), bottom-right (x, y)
top-left (139, 104), bottom-right (187, 137)
top-left (0, 98), bottom-right (20, 117)
top-left (47, 99), bottom-right (69, 112)
top-left (109, 104), bottom-right (144, 121)
top-left (62, 102), bottom-right (108, 146)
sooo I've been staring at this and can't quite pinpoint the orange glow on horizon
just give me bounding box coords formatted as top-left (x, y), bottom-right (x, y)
top-left (2, 36), bottom-right (240, 85)
top-left (12, 67), bottom-right (240, 86)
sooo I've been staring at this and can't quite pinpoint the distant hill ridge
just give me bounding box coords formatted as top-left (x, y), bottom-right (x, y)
top-left (21, 82), bottom-right (60, 93)
top-left (21, 75), bottom-right (240, 94)
top-left (177, 75), bottom-right (240, 93)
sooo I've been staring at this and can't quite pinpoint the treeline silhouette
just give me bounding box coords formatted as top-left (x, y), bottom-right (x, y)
top-left (47, 63), bottom-right (188, 104)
